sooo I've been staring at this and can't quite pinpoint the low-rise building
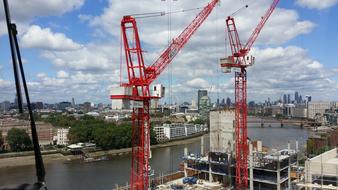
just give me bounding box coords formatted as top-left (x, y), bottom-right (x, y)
top-left (56, 128), bottom-right (70, 145)
top-left (0, 118), bottom-right (54, 147)
top-left (154, 123), bottom-right (205, 141)
top-left (308, 102), bottom-right (331, 119)
top-left (293, 106), bottom-right (307, 118)
top-left (153, 126), bottom-right (167, 142)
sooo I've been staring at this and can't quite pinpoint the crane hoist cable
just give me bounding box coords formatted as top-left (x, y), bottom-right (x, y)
top-left (126, 6), bottom-right (204, 19)
top-left (230, 4), bottom-right (249, 17)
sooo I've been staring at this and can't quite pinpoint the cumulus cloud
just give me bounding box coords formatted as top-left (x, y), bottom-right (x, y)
top-left (86, 0), bottom-right (315, 47)
top-left (20, 25), bottom-right (82, 51)
top-left (0, 78), bottom-right (11, 87)
top-left (296, 0), bottom-right (338, 10)
top-left (23, 70), bottom-right (121, 103)
top-left (186, 78), bottom-right (210, 89)
top-left (0, 0), bottom-right (85, 36)
top-left (2, 0), bottom-right (337, 103)
top-left (247, 46), bottom-right (338, 100)
top-left (41, 43), bottom-right (117, 72)
top-left (56, 70), bottom-right (69, 78)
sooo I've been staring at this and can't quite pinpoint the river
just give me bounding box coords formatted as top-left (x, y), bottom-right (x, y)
top-left (0, 125), bottom-right (308, 189)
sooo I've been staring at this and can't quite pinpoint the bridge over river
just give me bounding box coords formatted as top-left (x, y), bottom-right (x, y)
top-left (248, 117), bottom-right (318, 128)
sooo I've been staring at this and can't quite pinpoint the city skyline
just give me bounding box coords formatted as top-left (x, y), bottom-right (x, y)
top-left (1, 0), bottom-right (338, 103)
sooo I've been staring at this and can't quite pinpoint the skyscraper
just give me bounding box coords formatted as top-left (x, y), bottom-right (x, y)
top-left (295, 91), bottom-right (299, 103)
top-left (221, 98), bottom-right (226, 106)
top-left (287, 94), bottom-right (291, 104)
top-left (299, 95), bottom-right (303, 103)
top-left (197, 89), bottom-right (208, 111)
top-left (283, 94), bottom-right (287, 104)
top-left (72, 98), bottom-right (76, 108)
top-left (226, 97), bottom-right (231, 107)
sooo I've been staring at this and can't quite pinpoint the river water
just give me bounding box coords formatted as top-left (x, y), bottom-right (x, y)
top-left (0, 125), bottom-right (308, 189)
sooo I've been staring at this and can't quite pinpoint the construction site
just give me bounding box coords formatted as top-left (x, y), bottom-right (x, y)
top-left (109, 0), bottom-right (286, 189)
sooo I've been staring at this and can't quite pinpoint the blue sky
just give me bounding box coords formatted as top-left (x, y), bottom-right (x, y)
top-left (0, 0), bottom-right (337, 104)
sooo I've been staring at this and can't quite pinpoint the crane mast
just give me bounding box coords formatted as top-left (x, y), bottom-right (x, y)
top-left (112, 0), bottom-right (219, 189)
top-left (221, 0), bottom-right (280, 189)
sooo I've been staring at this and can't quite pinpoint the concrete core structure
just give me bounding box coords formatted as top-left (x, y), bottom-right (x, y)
top-left (209, 109), bottom-right (235, 153)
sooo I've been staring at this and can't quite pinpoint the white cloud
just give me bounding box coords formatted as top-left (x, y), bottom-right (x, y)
top-left (2, 0), bottom-right (337, 103)
top-left (25, 70), bottom-right (119, 103)
top-left (41, 43), bottom-right (117, 72)
top-left (186, 78), bottom-right (210, 89)
top-left (247, 46), bottom-right (338, 100)
top-left (296, 0), bottom-right (338, 10)
top-left (20, 25), bottom-right (82, 51)
top-left (0, 0), bottom-right (85, 36)
top-left (86, 0), bottom-right (315, 47)
top-left (0, 78), bottom-right (11, 87)
top-left (1, 0), bottom-right (84, 21)
top-left (56, 70), bottom-right (69, 78)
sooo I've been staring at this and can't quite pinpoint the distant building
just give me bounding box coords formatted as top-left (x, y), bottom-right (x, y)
top-left (179, 102), bottom-right (190, 113)
top-left (83, 102), bottom-right (92, 113)
top-left (307, 102), bottom-right (331, 119)
top-left (284, 104), bottom-right (296, 117)
top-left (97, 103), bottom-right (104, 111)
top-left (71, 97), bottom-right (76, 108)
top-left (209, 109), bottom-right (235, 153)
top-left (14, 96), bottom-right (18, 109)
top-left (299, 95), bottom-right (303, 103)
top-left (226, 97), bottom-right (231, 107)
top-left (191, 100), bottom-right (197, 108)
top-left (197, 89), bottom-right (208, 111)
top-left (295, 91), bottom-right (299, 103)
top-left (154, 123), bottom-right (205, 141)
top-left (153, 126), bottom-right (166, 142)
top-left (305, 95), bottom-right (312, 103)
top-left (264, 105), bottom-right (282, 117)
top-left (163, 123), bottom-right (186, 139)
top-left (0, 119), bottom-right (53, 146)
top-left (0, 101), bottom-right (10, 112)
top-left (58, 102), bottom-right (71, 110)
top-left (199, 95), bottom-right (211, 118)
top-left (293, 106), bottom-right (307, 118)
top-left (56, 128), bottom-right (70, 145)
top-left (35, 102), bottom-right (44, 110)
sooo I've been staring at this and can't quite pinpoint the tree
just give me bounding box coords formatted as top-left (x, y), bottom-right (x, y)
top-left (7, 128), bottom-right (33, 152)
top-left (189, 118), bottom-right (205, 125)
top-left (67, 116), bottom-right (157, 150)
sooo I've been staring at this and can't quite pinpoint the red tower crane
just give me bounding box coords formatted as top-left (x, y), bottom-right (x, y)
top-left (111, 0), bottom-right (219, 189)
top-left (220, 0), bottom-right (280, 189)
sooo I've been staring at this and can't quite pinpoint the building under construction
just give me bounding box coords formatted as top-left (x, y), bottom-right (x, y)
top-left (181, 109), bottom-right (299, 190)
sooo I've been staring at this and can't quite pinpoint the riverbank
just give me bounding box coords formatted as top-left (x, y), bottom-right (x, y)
top-left (0, 133), bottom-right (206, 168)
